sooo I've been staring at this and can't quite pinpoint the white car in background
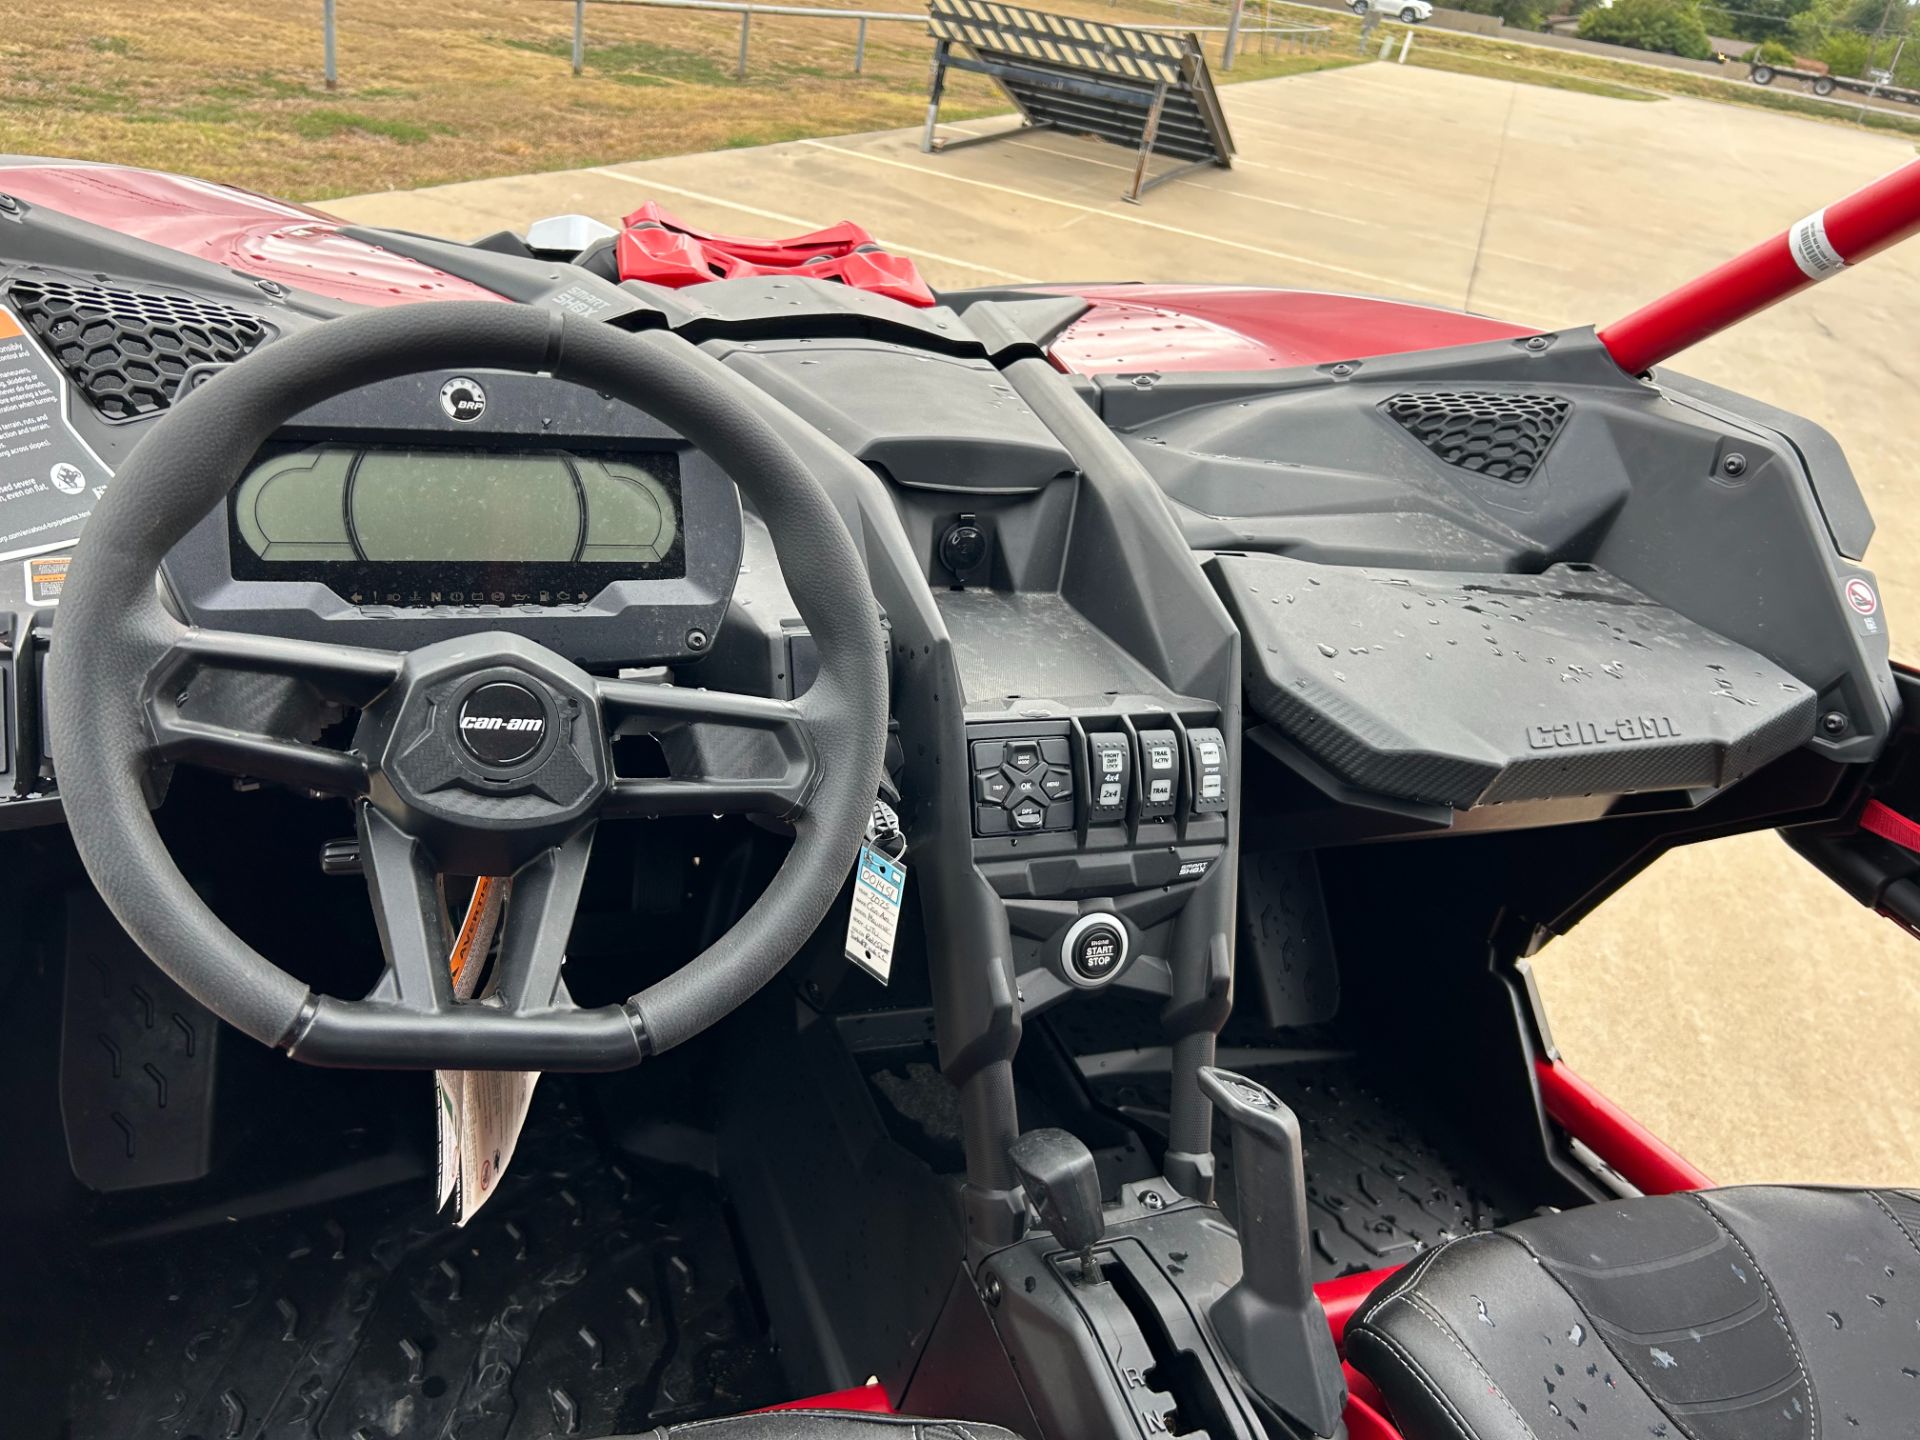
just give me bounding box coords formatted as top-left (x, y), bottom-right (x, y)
top-left (1351, 0), bottom-right (1433, 21)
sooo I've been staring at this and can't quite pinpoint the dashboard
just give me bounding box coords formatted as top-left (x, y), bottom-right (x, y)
top-left (162, 368), bottom-right (745, 665)
top-left (0, 237), bottom-right (1894, 1049)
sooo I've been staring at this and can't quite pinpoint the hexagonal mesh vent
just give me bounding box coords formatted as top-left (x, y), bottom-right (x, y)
top-left (1384, 391), bottom-right (1571, 483)
top-left (6, 277), bottom-right (268, 421)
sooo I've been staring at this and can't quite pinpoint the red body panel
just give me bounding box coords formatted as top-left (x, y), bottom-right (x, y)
top-left (0, 161), bottom-right (505, 306)
top-left (1041, 284), bottom-right (1534, 374)
top-left (1599, 156), bottom-right (1920, 374)
top-left (0, 163), bottom-right (1534, 368)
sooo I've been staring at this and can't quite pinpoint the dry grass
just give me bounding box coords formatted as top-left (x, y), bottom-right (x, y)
top-left (3, 0), bottom-right (1017, 199)
top-left (1246, 0), bottom-right (1920, 137)
top-left (1, 0), bottom-right (1354, 201)
top-left (8, 0), bottom-right (1914, 206)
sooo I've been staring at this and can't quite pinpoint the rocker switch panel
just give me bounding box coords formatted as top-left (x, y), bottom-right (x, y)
top-left (1087, 734), bottom-right (1131, 823)
top-left (1186, 726), bottom-right (1228, 814)
top-left (1137, 729), bottom-right (1180, 820)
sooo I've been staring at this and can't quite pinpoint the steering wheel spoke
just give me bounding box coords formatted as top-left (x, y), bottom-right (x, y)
top-left (598, 677), bottom-right (818, 820)
top-left (147, 626), bottom-right (403, 797)
top-left (489, 825), bottom-right (595, 1014)
top-left (360, 806), bottom-right (457, 1013)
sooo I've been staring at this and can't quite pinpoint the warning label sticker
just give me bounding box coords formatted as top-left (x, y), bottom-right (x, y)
top-left (0, 305), bottom-right (111, 562)
top-left (23, 552), bottom-right (68, 607)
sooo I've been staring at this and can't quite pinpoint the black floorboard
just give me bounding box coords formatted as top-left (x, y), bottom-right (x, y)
top-left (1089, 1054), bottom-right (1527, 1281)
top-left (67, 1087), bottom-right (783, 1440)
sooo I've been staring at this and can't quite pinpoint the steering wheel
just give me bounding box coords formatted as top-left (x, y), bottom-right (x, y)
top-left (45, 302), bottom-right (887, 1071)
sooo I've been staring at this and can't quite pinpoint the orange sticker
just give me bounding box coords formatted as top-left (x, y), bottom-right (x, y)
top-left (25, 552), bottom-right (68, 606)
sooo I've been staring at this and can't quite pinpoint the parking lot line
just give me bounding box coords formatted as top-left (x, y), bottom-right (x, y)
top-left (588, 168), bottom-right (1040, 283)
top-left (797, 139), bottom-right (1459, 300)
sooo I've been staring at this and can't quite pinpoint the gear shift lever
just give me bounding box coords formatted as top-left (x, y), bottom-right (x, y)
top-left (1196, 1067), bottom-right (1346, 1438)
top-left (1008, 1128), bottom-right (1105, 1284)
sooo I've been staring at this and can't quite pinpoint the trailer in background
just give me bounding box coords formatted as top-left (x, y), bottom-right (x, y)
top-left (1748, 60), bottom-right (1920, 106)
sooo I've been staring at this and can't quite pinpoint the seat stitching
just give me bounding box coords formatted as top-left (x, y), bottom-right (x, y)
top-left (1356, 1234), bottom-right (1509, 1365)
top-left (1867, 1188), bottom-right (1920, 1262)
top-left (1398, 1292), bottom-right (1538, 1438)
top-left (1502, 1227), bottom-right (1705, 1440)
top-left (1691, 1193), bottom-right (1815, 1440)
top-left (1350, 1322), bottom-right (1493, 1440)
top-left (1351, 1231), bottom-right (1471, 1330)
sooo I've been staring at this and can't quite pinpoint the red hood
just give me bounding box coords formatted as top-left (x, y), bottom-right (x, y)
top-left (0, 160), bottom-right (504, 307)
top-left (1041, 284), bottom-right (1533, 374)
top-left (0, 163), bottom-right (1527, 365)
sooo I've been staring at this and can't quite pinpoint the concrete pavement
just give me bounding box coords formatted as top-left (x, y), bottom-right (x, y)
top-left (329, 62), bottom-right (1920, 1187)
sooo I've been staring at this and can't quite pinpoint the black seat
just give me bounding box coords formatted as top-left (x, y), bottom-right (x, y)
top-left (1346, 1186), bottom-right (1920, 1440)
top-left (628, 1412), bottom-right (1019, 1439)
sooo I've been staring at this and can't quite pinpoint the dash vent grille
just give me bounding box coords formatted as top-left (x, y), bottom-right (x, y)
top-left (1384, 391), bottom-right (1570, 483)
top-left (6, 277), bottom-right (269, 421)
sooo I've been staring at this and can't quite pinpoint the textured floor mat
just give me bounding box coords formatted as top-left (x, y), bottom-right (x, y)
top-left (1092, 1058), bottom-right (1522, 1281)
top-left (69, 1090), bottom-right (783, 1439)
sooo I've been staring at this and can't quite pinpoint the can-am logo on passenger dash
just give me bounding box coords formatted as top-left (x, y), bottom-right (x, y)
top-left (1527, 715), bottom-right (1680, 751)
top-left (459, 716), bottom-right (544, 732)
top-left (439, 376), bottom-right (488, 423)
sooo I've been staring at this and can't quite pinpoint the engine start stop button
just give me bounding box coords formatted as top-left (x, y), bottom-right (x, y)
top-left (1061, 913), bottom-right (1129, 988)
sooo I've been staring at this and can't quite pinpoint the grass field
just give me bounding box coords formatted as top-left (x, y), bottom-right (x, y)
top-left (6, 0), bottom-right (1917, 205)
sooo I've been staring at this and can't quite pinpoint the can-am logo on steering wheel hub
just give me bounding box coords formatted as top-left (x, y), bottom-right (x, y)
top-left (457, 681), bottom-right (547, 765)
top-left (439, 376), bottom-right (488, 423)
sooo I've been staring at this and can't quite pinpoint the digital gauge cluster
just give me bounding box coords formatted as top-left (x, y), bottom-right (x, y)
top-left (160, 369), bottom-right (745, 666)
top-left (229, 444), bottom-right (686, 605)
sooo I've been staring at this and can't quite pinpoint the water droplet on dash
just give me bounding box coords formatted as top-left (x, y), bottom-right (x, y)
top-left (1867, 1294), bottom-right (1886, 1307)
top-left (1650, 1348), bottom-right (1678, 1369)
top-left (1317, 643), bottom-right (1337, 658)
top-left (1473, 1295), bottom-right (1496, 1328)
top-left (1827, 1311), bottom-right (1844, 1330)
top-left (1569, 1325), bottom-right (1585, 1346)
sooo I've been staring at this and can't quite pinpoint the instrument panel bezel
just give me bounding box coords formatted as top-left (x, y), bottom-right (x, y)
top-left (160, 368), bottom-right (745, 666)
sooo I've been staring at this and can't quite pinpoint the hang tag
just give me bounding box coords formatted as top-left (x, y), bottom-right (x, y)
top-left (846, 844), bottom-right (907, 985)
top-left (454, 1062), bottom-right (540, 1226)
top-left (434, 1073), bottom-right (462, 1214)
top-left (432, 876), bottom-right (541, 1225)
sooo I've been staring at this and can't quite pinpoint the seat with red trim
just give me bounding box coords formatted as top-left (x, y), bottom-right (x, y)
top-left (1346, 1185), bottom-right (1920, 1440)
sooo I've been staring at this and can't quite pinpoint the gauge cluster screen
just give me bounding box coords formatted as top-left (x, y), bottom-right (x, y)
top-left (228, 444), bottom-right (685, 606)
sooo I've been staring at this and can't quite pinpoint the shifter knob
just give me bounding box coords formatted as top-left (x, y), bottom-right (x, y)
top-left (1197, 1067), bottom-right (1346, 1438)
top-left (1008, 1128), bottom-right (1105, 1283)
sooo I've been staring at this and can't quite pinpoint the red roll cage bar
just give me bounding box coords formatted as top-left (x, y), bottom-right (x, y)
top-left (1598, 157), bottom-right (1920, 375)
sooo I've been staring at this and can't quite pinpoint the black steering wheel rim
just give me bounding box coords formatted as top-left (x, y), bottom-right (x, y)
top-left (45, 302), bottom-right (888, 1070)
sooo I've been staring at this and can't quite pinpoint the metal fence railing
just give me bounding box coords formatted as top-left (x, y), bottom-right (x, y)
top-left (317, 0), bottom-right (1331, 87)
